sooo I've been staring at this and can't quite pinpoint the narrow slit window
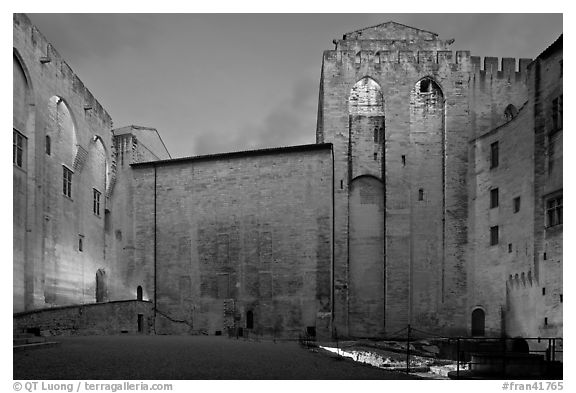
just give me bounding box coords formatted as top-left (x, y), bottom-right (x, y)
top-left (490, 141), bottom-right (499, 169)
top-left (45, 135), bottom-right (51, 155)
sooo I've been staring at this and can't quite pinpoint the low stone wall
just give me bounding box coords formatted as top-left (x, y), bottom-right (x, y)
top-left (13, 300), bottom-right (154, 336)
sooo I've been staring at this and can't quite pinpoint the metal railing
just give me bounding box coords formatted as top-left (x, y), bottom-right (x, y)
top-left (320, 324), bottom-right (562, 379)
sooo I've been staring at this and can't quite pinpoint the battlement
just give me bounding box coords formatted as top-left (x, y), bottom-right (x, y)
top-left (507, 270), bottom-right (538, 290)
top-left (323, 49), bottom-right (532, 78)
top-left (13, 13), bottom-right (112, 126)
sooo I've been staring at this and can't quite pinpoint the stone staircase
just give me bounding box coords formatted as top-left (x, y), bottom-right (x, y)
top-left (13, 330), bottom-right (59, 352)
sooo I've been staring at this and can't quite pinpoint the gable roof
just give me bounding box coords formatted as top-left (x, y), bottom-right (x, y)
top-left (344, 21), bottom-right (438, 40)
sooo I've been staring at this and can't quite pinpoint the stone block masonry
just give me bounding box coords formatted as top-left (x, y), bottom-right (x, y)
top-left (132, 145), bottom-right (334, 338)
top-left (13, 300), bottom-right (154, 336)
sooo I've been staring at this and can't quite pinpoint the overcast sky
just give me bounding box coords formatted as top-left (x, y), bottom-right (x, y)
top-left (27, 14), bottom-right (562, 158)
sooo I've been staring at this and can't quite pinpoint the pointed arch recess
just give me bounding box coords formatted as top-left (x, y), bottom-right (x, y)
top-left (47, 96), bottom-right (78, 167)
top-left (349, 77), bottom-right (384, 116)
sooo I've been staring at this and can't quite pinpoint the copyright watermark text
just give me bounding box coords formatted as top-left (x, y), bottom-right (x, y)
top-left (13, 382), bottom-right (173, 393)
top-left (502, 382), bottom-right (564, 391)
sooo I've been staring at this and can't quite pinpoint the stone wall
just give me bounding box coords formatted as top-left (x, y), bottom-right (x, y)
top-left (13, 14), bottom-right (117, 311)
top-left (505, 37), bottom-right (563, 339)
top-left (469, 106), bottom-right (534, 336)
top-left (13, 300), bottom-right (154, 336)
top-left (131, 145), bottom-right (333, 338)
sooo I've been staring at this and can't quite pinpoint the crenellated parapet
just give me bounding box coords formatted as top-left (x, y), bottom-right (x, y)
top-left (470, 56), bottom-right (533, 80)
top-left (323, 49), bottom-right (470, 65)
top-left (323, 48), bottom-right (532, 79)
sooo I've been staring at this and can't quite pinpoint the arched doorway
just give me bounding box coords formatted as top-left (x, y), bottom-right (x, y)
top-left (246, 310), bottom-right (254, 329)
top-left (472, 308), bottom-right (485, 336)
top-left (95, 269), bottom-right (106, 303)
top-left (136, 285), bottom-right (143, 301)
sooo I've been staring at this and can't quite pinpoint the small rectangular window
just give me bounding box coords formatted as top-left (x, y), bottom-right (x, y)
top-left (93, 189), bottom-right (101, 216)
top-left (508, 243), bottom-right (512, 253)
top-left (63, 166), bottom-right (73, 198)
top-left (513, 197), bottom-right (521, 213)
top-left (546, 195), bottom-right (562, 227)
top-left (490, 226), bottom-right (499, 246)
top-left (418, 188), bottom-right (424, 201)
top-left (490, 141), bottom-right (499, 169)
top-left (78, 235), bottom-right (84, 252)
top-left (490, 188), bottom-right (499, 208)
top-left (13, 130), bottom-right (25, 168)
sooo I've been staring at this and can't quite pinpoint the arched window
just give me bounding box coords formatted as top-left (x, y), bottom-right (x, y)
top-left (137, 285), bottom-right (143, 301)
top-left (48, 96), bottom-right (78, 167)
top-left (471, 308), bottom-right (485, 336)
top-left (13, 53), bottom-right (29, 132)
top-left (355, 52), bottom-right (361, 64)
top-left (374, 51), bottom-right (380, 64)
top-left (414, 77), bottom-right (444, 105)
top-left (504, 104), bottom-right (518, 121)
top-left (45, 135), bottom-right (51, 155)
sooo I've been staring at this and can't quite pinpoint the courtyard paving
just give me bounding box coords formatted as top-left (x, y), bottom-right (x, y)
top-left (13, 335), bottom-right (419, 380)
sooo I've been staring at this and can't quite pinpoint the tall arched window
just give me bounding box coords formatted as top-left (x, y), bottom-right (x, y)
top-left (349, 77), bottom-right (384, 115)
top-left (13, 53), bottom-right (29, 132)
top-left (412, 77), bottom-right (444, 111)
top-left (48, 96), bottom-right (78, 167)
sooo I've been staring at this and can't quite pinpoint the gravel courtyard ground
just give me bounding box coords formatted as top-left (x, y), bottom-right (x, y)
top-left (13, 335), bottom-right (419, 380)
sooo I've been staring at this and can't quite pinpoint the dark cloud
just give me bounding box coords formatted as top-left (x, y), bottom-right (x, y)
top-left (192, 76), bottom-right (317, 155)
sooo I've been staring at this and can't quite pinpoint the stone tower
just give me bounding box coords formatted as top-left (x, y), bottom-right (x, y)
top-left (317, 22), bottom-right (477, 336)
